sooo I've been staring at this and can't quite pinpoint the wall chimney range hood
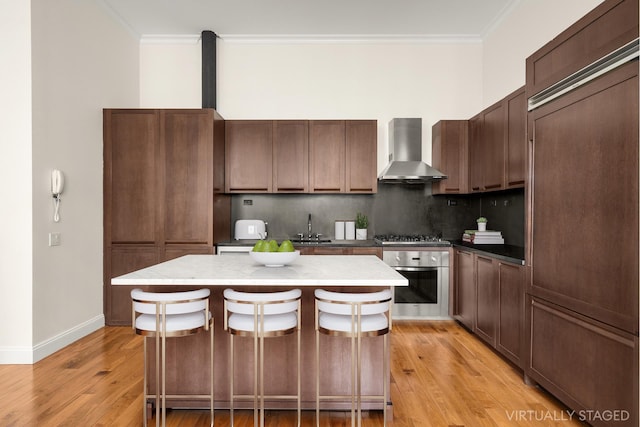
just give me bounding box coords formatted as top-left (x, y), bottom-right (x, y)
top-left (378, 118), bottom-right (446, 183)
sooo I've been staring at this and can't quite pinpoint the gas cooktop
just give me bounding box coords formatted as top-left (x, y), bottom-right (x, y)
top-left (374, 234), bottom-right (451, 246)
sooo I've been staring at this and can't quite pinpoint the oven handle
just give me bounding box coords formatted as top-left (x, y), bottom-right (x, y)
top-left (394, 266), bottom-right (438, 272)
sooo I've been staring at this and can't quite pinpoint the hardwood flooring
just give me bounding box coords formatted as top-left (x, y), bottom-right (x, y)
top-left (0, 321), bottom-right (586, 426)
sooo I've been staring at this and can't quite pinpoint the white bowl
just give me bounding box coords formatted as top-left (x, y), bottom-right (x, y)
top-left (250, 250), bottom-right (300, 267)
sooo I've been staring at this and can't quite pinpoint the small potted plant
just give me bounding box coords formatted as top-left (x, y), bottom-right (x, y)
top-left (355, 212), bottom-right (369, 240)
top-left (477, 216), bottom-right (488, 231)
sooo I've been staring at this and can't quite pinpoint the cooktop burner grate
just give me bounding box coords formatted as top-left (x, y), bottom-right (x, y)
top-left (374, 234), bottom-right (449, 245)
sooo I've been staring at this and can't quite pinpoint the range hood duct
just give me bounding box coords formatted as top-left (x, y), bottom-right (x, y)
top-left (378, 118), bottom-right (446, 183)
top-left (202, 30), bottom-right (217, 109)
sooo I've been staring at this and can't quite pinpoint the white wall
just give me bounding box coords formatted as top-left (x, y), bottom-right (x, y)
top-left (142, 40), bottom-right (484, 168)
top-left (0, 0), bottom-right (34, 363)
top-left (3, 0), bottom-right (140, 363)
top-left (482, 0), bottom-right (605, 107)
top-left (140, 41), bottom-right (202, 108)
top-left (139, 1), bottom-right (607, 168)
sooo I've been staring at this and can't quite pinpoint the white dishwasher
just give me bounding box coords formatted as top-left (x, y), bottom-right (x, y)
top-left (216, 245), bottom-right (253, 255)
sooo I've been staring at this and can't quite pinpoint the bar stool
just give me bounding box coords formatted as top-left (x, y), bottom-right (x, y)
top-left (223, 288), bottom-right (302, 427)
top-left (314, 289), bottom-right (392, 427)
top-left (131, 288), bottom-right (214, 427)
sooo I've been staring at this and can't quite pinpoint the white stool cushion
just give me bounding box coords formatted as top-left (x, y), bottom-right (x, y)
top-left (224, 288), bottom-right (301, 315)
top-left (228, 312), bottom-right (297, 333)
top-left (135, 310), bottom-right (210, 332)
top-left (318, 312), bottom-right (388, 333)
top-left (131, 288), bottom-right (210, 315)
top-left (315, 289), bottom-right (391, 316)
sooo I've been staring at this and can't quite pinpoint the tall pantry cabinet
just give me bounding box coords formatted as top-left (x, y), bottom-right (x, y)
top-left (103, 109), bottom-right (230, 325)
top-left (525, 1), bottom-right (638, 425)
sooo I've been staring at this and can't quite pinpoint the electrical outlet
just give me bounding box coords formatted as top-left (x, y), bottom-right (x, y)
top-left (243, 199), bottom-right (253, 206)
top-left (49, 232), bottom-right (61, 246)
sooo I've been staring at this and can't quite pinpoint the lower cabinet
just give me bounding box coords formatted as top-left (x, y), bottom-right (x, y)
top-left (299, 246), bottom-right (382, 258)
top-left (475, 255), bottom-right (498, 346)
top-left (497, 262), bottom-right (524, 366)
top-left (453, 248), bottom-right (524, 367)
top-left (106, 245), bottom-right (214, 325)
top-left (453, 249), bottom-right (476, 330)
top-left (527, 296), bottom-right (639, 427)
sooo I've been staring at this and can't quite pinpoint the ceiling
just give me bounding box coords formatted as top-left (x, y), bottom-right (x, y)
top-left (101, 0), bottom-right (518, 41)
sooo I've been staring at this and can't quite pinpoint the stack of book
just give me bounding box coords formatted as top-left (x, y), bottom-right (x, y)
top-left (462, 230), bottom-right (504, 244)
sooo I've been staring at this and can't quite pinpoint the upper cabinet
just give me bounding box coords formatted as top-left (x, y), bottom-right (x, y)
top-left (273, 120), bottom-right (309, 192)
top-left (505, 89), bottom-right (526, 188)
top-left (480, 100), bottom-right (506, 191)
top-left (225, 120), bottom-right (273, 192)
top-left (226, 119), bottom-right (377, 194)
top-left (434, 87), bottom-right (525, 194)
top-left (345, 120), bottom-right (378, 193)
top-left (431, 120), bottom-right (468, 195)
top-left (526, 0), bottom-right (638, 96)
top-left (309, 120), bottom-right (346, 192)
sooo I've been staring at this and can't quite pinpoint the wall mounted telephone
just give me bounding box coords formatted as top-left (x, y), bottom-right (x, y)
top-left (51, 169), bottom-right (64, 222)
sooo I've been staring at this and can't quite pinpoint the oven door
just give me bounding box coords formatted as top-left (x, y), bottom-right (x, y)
top-left (392, 266), bottom-right (449, 319)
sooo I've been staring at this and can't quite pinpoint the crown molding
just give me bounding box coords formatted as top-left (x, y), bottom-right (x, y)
top-left (143, 33), bottom-right (483, 45)
top-left (140, 34), bottom-right (202, 44)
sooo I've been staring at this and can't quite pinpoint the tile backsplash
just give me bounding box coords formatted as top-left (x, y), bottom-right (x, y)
top-left (231, 185), bottom-right (524, 247)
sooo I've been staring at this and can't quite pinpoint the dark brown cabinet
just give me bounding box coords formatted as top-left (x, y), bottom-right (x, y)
top-left (225, 120), bottom-right (273, 192)
top-left (525, 1), bottom-right (638, 424)
top-left (431, 120), bottom-right (468, 194)
top-left (481, 102), bottom-right (505, 191)
top-left (468, 114), bottom-right (483, 193)
top-left (466, 87), bottom-right (525, 193)
top-left (453, 249), bottom-right (476, 330)
top-left (345, 120), bottom-right (378, 193)
top-left (104, 109), bottom-right (230, 325)
top-left (475, 255), bottom-right (498, 346)
top-left (505, 89), bottom-right (526, 188)
top-left (299, 246), bottom-right (382, 258)
top-left (454, 248), bottom-right (525, 366)
top-left (528, 296), bottom-right (638, 427)
top-left (227, 119), bottom-right (377, 194)
top-left (528, 62), bottom-right (638, 334)
top-left (497, 262), bottom-right (524, 366)
top-left (309, 120), bottom-right (345, 192)
top-left (273, 120), bottom-right (309, 192)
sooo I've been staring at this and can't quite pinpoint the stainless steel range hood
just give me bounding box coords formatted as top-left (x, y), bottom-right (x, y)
top-left (378, 118), bottom-right (446, 183)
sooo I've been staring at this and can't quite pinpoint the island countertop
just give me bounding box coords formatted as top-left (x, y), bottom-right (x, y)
top-left (111, 254), bottom-right (408, 287)
top-left (111, 253), bottom-right (403, 413)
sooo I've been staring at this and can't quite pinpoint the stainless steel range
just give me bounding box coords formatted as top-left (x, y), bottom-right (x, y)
top-left (375, 235), bottom-right (451, 319)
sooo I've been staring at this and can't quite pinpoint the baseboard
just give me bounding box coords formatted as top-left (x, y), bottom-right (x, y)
top-left (0, 314), bottom-right (105, 364)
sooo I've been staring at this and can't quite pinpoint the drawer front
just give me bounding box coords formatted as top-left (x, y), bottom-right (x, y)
top-left (528, 297), bottom-right (638, 426)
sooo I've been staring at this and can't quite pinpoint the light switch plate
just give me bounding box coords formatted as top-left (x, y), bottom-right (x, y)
top-left (49, 232), bottom-right (61, 246)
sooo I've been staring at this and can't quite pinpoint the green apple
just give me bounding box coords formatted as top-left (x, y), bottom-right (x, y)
top-left (252, 240), bottom-right (267, 252)
top-left (278, 240), bottom-right (295, 252)
top-left (268, 239), bottom-right (279, 252)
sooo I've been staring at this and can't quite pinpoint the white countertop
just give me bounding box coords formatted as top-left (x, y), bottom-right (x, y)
top-left (111, 254), bottom-right (408, 287)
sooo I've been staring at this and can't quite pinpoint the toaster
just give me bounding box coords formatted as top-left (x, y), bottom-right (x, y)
top-left (234, 219), bottom-right (267, 240)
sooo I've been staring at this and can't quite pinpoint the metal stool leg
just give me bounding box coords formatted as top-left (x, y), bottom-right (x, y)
top-left (155, 328), bottom-right (160, 427)
top-left (229, 334), bottom-right (234, 426)
top-left (210, 319), bottom-right (215, 427)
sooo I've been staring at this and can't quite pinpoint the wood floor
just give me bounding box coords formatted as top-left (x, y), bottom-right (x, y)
top-left (0, 321), bottom-right (586, 426)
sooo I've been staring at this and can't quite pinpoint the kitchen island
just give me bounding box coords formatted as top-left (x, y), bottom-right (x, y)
top-left (112, 254), bottom-right (407, 412)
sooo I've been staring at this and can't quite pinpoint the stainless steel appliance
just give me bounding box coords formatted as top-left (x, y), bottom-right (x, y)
top-left (375, 234), bottom-right (450, 319)
top-left (377, 118), bottom-right (447, 183)
top-left (234, 219), bottom-right (267, 240)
